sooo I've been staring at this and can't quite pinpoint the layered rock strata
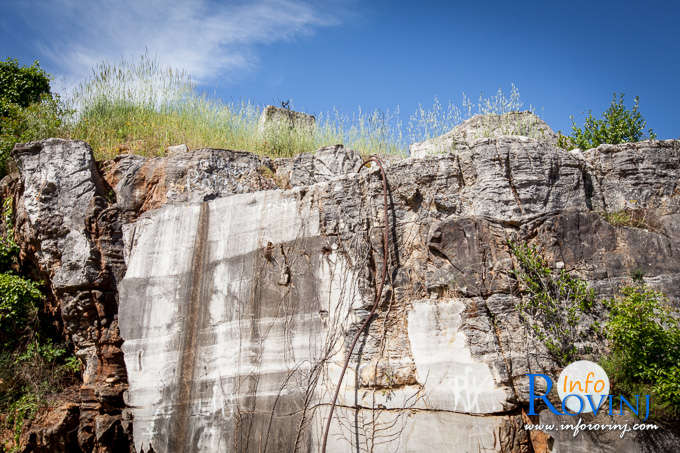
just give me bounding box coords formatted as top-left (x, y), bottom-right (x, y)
top-left (10, 135), bottom-right (680, 453)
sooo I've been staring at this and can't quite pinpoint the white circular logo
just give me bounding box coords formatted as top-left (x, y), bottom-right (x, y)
top-left (557, 360), bottom-right (610, 414)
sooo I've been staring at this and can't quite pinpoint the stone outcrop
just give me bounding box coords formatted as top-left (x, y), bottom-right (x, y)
top-left (410, 111), bottom-right (558, 157)
top-left (8, 131), bottom-right (680, 452)
top-left (258, 105), bottom-right (316, 135)
top-left (12, 139), bottom-right (131, 452)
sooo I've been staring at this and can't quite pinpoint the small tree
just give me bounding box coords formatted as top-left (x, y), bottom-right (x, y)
top-left (558, 93), bottom-right (656, 150)
top-left (0, 59), bottom-right (65, 176)
top-left (0, 58), bottom-right (51, 119)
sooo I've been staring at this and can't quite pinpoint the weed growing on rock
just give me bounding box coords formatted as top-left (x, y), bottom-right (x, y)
top-left (508, 240), bottom-right (601, 365)
top-left (406, 84), bottom-right (534, 144)
top-left (600, 209), bottom-right (649, 229)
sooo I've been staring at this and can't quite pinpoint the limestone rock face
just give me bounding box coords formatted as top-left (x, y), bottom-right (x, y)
top-left (288, 144), bottom-right (363, 186)
top-left (410, 111), bottom-right (558, 157)
top-left (10, 136), bottom-right (680, 453)
top-left (12, 139), bottom-right (132, 452)
top-left (101, 148), bottom-right (279, 221)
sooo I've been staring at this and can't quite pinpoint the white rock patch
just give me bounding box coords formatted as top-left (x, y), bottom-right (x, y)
top-left (408, 299), bottom-right (506, 414)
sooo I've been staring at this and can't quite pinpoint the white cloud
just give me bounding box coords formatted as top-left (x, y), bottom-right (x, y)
top-left (20, 0), bottom-right (342, 89)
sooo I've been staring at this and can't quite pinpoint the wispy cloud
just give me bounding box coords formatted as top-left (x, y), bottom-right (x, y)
top-left (13, 0), bottom-right (342, 90)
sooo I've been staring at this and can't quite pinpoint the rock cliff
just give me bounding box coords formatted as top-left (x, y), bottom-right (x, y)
top-left (7, 133), bottom-right (680, 452)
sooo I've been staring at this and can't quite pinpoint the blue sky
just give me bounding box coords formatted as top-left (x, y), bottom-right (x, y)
top-left (1, 0), bottom-right (678, 139)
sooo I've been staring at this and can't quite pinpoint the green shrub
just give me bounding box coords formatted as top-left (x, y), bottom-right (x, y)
top-left (509, 241), bottom-right (600, 365)
top-left (509, 240), bottom-right (680, 418)
top-left (604, 285), bottom-right (680, 417)
top-left (1, 338), bottom-right (81, 451)
top-left (0, 198), bottom-right (42, 346)
top-left (0, 58), bottom-right (51, 119)
top-left (0, 273), bottom-right (42, 346)
top-left (0, 95), bottom-right (69, 175)
top-left (4, 393), bottom-right (39, 449)
top-left (0, 197), bottom-right (80, 450)
top-left (559, 93), bottom-right (656, 150)
top-left (0, 199), bottom-right (19, 271)
top-left (0, 59), bottom-right (66, 176)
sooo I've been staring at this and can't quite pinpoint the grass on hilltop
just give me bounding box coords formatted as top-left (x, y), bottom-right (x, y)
top-left (3, 53), bottom-right (534, 162)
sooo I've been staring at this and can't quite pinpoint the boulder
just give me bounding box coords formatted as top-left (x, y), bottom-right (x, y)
top-left (258, 105), bottom-right (316, 135)
top-left (410, 111), bottom-right (558, 157)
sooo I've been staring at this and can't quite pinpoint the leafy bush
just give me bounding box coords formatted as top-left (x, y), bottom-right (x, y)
top-left (3, 393), bottom-right (39, 449)
top-left (0, 59), bottom-right (51, 118)
top-left (558, 93), bottom-right (656, 150)
top-left (604, 285), bottom-right (680, 416)
top-left (0, 95), bottom-right (69, 175)
top-left (1, 338), bottom-right (81, 450)
top-left (0, 198), bottom-right (80, 450)
top-left (509, 241), bottom-right (601, 365)
top-left (509, 242), bottom-right (680, 418)
top-left (0, 199), bottom-right (19, 271)
top-left (0, 273), bottom-right (42, 346)
top-left (0, 59), bottom-right (61, 176)
top-left (0, 198), bottom-right (42, 346)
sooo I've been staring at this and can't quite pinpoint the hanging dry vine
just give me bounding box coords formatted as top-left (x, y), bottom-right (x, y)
top-left (321, 156), bottom-right (391, 453)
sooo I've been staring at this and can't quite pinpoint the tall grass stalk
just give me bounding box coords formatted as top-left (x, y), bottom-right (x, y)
top-left (56, 54), bottom-right (530, 160)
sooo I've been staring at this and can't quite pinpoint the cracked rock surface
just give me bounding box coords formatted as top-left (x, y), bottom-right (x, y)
top-left (9, 135), bottom-right (680, 452)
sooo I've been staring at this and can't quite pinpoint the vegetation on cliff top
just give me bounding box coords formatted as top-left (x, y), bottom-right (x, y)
top-left (0, 58), bottom-right (66, 176)
top-left (557, 93), bottom-right (657, 150)
top-left (0, 58), bottom-right (51, 119)
top-left (0, 54), bottom-right (538, 172)
top-left (0, 55), bottom-right (660, 176)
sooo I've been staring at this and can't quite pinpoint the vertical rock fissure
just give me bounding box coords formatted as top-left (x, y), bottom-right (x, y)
top-left (170, 201), bottom-right (210, 452)
top-left (494, 143), bottom-right (524, 215)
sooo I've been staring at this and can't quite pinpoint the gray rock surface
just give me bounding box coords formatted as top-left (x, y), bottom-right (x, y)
top-left (100, 148), bottom-right (278, 221)
top-left (10, 133), bottom-right (680, 453)
top-left (12, 139), bottom-right (132, 452)
top-left (166, 143), bottom-right (189, 156)
top-left (286, 144), bottom-right (363, 187)
top-left (410, 111), bottom-right (558, 157)
top-left (258, 105), bottom-right (316, 135)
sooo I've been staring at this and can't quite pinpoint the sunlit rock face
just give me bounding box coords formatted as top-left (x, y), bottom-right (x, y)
top-left (408, 299), bottom-right (509, 414)
top-left (11, 134), bottom-right (680, 453)
top-left (116, 186), bottom-right (527, 453)
top-left (119, 190), bottom-right (336, 452)
top-left (258, 105), bottom-right (316, 136)
top-left (11, 139), bottom-right (131, 452)
top-left (409, 111), bottom-right (558, 157)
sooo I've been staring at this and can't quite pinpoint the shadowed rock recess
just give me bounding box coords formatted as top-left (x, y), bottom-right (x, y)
top-left (7, 134), bottom-right (680, 452)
